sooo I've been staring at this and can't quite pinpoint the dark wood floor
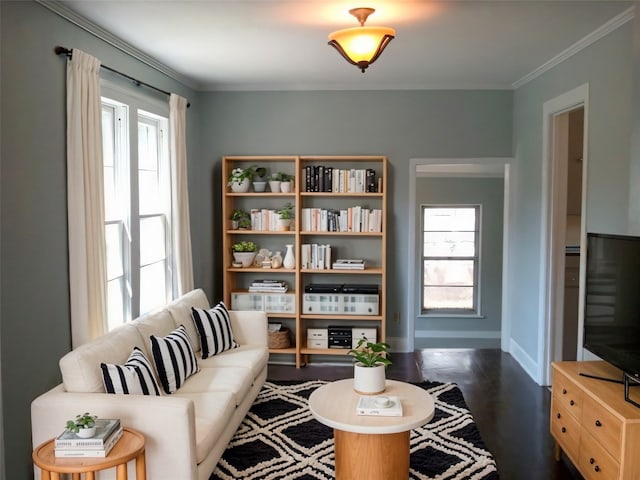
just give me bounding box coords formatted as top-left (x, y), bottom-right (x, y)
top-left (268, 349), bottom-right (583, 480)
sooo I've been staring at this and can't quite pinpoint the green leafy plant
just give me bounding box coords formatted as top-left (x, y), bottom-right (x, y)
top-left (253, 166), bottom-right (267, 180)
top-left (348, 337), bottom-right (391, 367)
top-left (268, 172), bottom-right (283, 181)
top-left (228, 166), bottom-right (256, 185)
top-left (66, 412), bottom-right (97, 433)
top-left (278, 202), bottom-right (294, 220)
top-left (279, 172), bottom-right (294, 182)
top-left (231, 208), bottom-right (249, 222)
top-left (232, 240), bottom-right (257, 252)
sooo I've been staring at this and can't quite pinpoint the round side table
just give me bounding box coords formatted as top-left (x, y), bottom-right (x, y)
top-left (33, 427), bottom-right (146, 480)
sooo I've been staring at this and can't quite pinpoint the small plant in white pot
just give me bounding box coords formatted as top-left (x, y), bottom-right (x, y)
top-left (277, 202), bottom-right (294, 231)
top-left (232, 240), bottom-right (258, 267)
top-left (348, 337), bottom-right (391, 395)
top-left (66, 412), bottom-right (98, 438)
top-left (279, 172), bottom-right (294, 193)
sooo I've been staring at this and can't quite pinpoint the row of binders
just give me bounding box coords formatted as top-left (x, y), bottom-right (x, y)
top-left (300, 207), bottom-right (382, 233)
top-left (304, 166), bottom-right (379, 193)
top-left (54, 418), bottom-right (122, 458)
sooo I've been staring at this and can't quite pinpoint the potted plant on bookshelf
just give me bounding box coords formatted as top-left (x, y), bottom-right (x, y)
top-left (252, 166), bottom-right (267, 192)
top-left (66, 412), bottom-right (98, 438)
top-left (277, 202), bottom-right (294, 231)
top-left (279, 172), bottom-right (294, 193)
top-left (232, 240), bottom-right (258, 267)
top-left (348, 337), bottom-right (391, 395)
top-left (267, 172), bottom-right (282, 193)
top-left (230, 208), bottom-right (250, 230)
top-left (228, 166), bottom-right (255, 193)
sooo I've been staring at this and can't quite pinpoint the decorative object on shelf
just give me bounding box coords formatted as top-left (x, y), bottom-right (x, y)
top-left (348, 337), bottom-right (391, 395)
top-left (66, 412), bottom-right (98, 438)
top-left (252, 181), bottom-right (267, 192)
top-left (277, 202), bottom-right (295, 231)
top-left (271, 251), bottom-right (283, 269)
top-left (253, 166), bottom-right (267, 182)
top-left (228, 166), bottom-right (256, 192)
top-left (232, 241), bottom-right (258, 267)
top-left (268, 324), bottom-right (291, 349)
top-left (279, 173), bottom-right (294, 193)
top-left (230, 208), bottom-right (250, 230)
top-left (328, 7), bottom-right (395, 73)
top-left (267, 173), bottom-right (282, 193)
top-left (283, 244), bottom-right (295, 269)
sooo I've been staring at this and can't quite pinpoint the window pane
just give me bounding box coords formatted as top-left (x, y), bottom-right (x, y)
top-left (140, 261), bottom-right (166, 314)
top-left (140, 216), bottom-right (166, 266)
top-left (107, 278), bottom-right (125, 331)
top-left (424, 231), bottom-right (476, 257)
top-left (424, 260), bottom-right (474, 286)
top-left (138, 121), bottom-right (159, 171)
top-left (139, 170), bottom-right (162, 215)
top-left (102, 107), bottom-right (115, 168)
top-left (423, 286), bottom-right (474, 310)
top-left (105, 223), bottom-right (124, 281)
top-left (424, 208), bottom-right (475, 231)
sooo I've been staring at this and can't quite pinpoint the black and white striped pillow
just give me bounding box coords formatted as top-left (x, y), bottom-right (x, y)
top-left (100, 347), bottom-right (161, 395)
top-left (150, 325), bottom-right (199, 394)
top-left (191, 302), bottom-right (238, 359)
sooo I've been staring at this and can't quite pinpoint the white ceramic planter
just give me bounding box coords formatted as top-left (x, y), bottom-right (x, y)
top-left (280, 181), bottom-right (292, 193)
top-left (268, 180), bottom-right (281, 193)
top-left (252, 181), bottom-right (267, 192)
top-left (353, 363), bottom-right (386, 395)
top-left (233, 251), bottom-right (257, 267)
top-left (230, 178), bottom-right (250, 193)
top-left (75, 426), bottom-right (97, 438)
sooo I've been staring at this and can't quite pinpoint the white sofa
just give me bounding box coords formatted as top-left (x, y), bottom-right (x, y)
top-left (31, 289), bottom-right (269, 480)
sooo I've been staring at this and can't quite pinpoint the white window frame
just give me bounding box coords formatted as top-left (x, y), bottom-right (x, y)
top-left (421, 204), bottom-right (481, 317)
top-left (101, 81), bottom-right (174, 328)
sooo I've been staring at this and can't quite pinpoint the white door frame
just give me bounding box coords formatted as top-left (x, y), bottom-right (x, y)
top-left (539, 84), bottom-right (590, 385)
top-left (407, 158), bottom-right (512, 352)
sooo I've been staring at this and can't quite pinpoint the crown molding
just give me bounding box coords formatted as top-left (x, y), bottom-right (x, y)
top-left (36, 0), bottom-right (199, 90)
top-left (512, 5), bottom-right (635, 89)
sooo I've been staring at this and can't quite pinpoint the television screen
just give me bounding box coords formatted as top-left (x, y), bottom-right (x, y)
top-left (583, 233), bottom-right (640, 377)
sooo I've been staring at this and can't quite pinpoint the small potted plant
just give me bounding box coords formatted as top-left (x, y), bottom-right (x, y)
top-left (230, 208), bottom-right (249, 230)
top-left (252, 166), bottom-right (267, 192)
top-left (66, 412), bottom-right (98, 438)
top-left (279, 172), bottom-right (294, 193)
top-left (232, 240), bottom-right (258, 267)
top-left (228, 166), bottom-right (255, 193)
top-left (267, 172), bottom-right (282, 193)
top-left (277, 202), bottom-right (294, 231)
top-left (348, 337), bottom-right (391, 395)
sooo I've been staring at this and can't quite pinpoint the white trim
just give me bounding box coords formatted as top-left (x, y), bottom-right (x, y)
top-left (36, 0), bottom-right (198, 90)
top-left (539, 84), bottom-right (589, 386)
top-left (513, 6), bottom-right (634, 89)
top-left (415, 330), bottom-right (501, 339)
top-left (408, 158), bottom-right (512, 356)
top-left (510, 338), bottom-right (540, 383)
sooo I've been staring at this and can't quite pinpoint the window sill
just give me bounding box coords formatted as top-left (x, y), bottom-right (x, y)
top-left (419, 313), bottom-right (485, 319)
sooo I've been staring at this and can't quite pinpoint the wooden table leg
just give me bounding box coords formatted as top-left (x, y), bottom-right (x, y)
top-left (71, 473), bottom-right (81, 480)
top-left (40, 470), bottom-right (51, 480)
top-left (85, 472), bottom-right (94, 480)
top-left (136, 451), bottom-right (147, 480)
top-left (334, 429), bottom-right (410, 480)
top-left (116, 462), bottom-right (128, 480)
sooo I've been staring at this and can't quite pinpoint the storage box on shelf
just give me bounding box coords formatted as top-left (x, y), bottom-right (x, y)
top-left (222, 155), bottom-right (387, 367)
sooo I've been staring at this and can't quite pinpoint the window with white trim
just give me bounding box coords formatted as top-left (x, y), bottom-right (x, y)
top-left (102, 89), bottom-right (173, 331)
top-left (421, 206), bottom-right (480, 315)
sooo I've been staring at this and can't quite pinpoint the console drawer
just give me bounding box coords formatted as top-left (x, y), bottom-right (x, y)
top-left (582, 395), bottom-right (622, 461)
top-left (579, 430), bottom-right (620, 480)
top-left (553, 369), bottom-right (583, 420)
top-left (551, 397), bottom-right (581, 462)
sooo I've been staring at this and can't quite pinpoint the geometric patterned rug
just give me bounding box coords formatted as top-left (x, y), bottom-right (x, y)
top-left (211, 380), bottom-right (499, 480)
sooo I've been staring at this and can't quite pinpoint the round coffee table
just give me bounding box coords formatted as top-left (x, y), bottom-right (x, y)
top-left (308, 379), bottom-right (434, 480)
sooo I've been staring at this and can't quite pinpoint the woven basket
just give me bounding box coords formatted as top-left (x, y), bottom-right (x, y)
top-left (268, 327), bottom-right (291, 349)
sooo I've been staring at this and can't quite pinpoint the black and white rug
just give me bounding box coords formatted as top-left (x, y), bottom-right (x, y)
top-left (211, 380), bottom-right (499, 480)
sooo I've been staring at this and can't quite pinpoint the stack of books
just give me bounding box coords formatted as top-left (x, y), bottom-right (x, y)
top-left (356, 396), bottom-right (403, 417)
top-left (54, 419), bottom-right (123, 458)
top-left (332, 259), bottom-right (365, 270)
top-left (248, 279), bottom-right (288, 293)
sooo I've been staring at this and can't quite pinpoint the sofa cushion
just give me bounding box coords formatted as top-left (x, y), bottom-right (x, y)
top-left (100, 347), bottom-right (162, 395)
top-left (131, 309), bottom-right (181, 359)
top-left (177, 366), bottom-right (253, 406)
top-left (60, 324), bottom-right (145, 393)
top-left (166, 288), bottom-right (210, 351)
top-left (150, 325), bottom-right (199, 394)
top-left (191, 303), bottom-right (238, 359)
top-left (198, 345), bottom-right (269, 379)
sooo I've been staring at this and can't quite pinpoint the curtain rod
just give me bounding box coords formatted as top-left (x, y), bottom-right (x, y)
top-left (54, 46), bottom-right (190, 108)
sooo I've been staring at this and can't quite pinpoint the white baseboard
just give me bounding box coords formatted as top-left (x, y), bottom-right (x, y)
top-left (509, 338), bottom-right (542, 385)
top-left (414, 330), bottom-right (501, 339)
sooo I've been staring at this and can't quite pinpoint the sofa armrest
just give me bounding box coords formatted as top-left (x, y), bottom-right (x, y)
top-left (229, 310), bottom-right (268, 346)
top-left (32, 385), bottom-right (198, 479)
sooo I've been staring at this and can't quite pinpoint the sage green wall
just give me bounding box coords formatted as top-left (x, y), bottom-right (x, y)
top-left (413, 177), bottom-right (504, 349)
top-left (0, 3), bottom-right (201, 479)
top-left (198, 90), bottom-right (513, 341)
top-left (511, 21), bottom-right (633, 379)
top-left (630, 4), bottom-right (640, 234)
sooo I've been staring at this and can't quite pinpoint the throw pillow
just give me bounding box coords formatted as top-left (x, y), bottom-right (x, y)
top-left (100, 346), bottom-right (161, 395)
top-left (150, 324), bottom-right (199, 394)
top-left (191, 302), bottom-right (238, 359)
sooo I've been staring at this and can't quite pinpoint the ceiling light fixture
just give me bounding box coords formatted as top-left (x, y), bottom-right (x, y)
top-left (328, 7), bottom-right (395, 73)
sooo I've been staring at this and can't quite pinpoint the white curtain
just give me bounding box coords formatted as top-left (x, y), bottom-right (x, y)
top-left (66, 49), bottom-right (107, 347)
top-left (170, 94), bottom-right (194, 295)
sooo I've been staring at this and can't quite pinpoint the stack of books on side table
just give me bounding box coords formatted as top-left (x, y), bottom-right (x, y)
top-left (54, 419), bottom-right (123, 458)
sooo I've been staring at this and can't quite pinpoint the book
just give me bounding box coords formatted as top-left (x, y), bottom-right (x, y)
top-left (332, 263), bottom-right (365, 270)
top-left (54, 418), bottom-right (121, 449)
top-left (356, 396), bottom-right (403, 417)
top-left (55, 427), bottom-right (123, 458)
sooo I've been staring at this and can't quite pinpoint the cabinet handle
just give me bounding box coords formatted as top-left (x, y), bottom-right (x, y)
top-left (595, 420), bottom-right (602, 427)
top-left (595, 465), bottom-right (600, 472)
top-left (590, 458), bottom-right (595, 464)
top-left (556, 413), bottom-right (561, 419)
top-left (561, 427), bottom-right (566, 433)
top-left (570, 400), bottom-right (575, 406)
top-left (563, 388), bottom-right (567, 394)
